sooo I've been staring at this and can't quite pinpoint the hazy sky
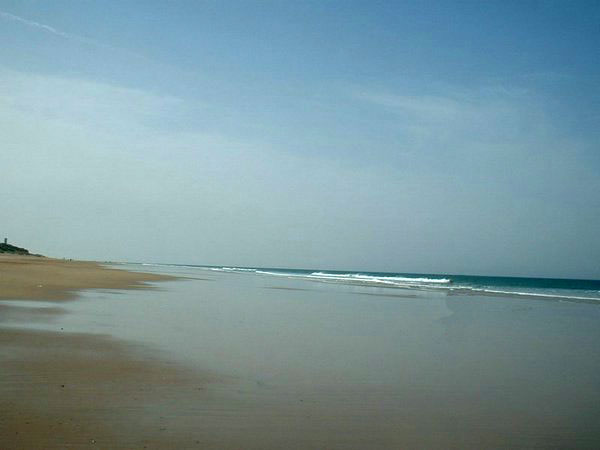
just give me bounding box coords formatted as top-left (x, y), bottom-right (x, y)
top-left (1, 1), bottom-right (599, 278)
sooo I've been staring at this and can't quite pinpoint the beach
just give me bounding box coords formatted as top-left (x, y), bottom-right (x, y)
top-left (0, 254), bottom-right (172, 301)
top-left (2, 256), bottom-right (600, 448)
top-left (0, 255), bottom-right (212, 448)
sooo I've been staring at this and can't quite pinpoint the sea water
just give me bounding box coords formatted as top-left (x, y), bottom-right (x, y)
top-left (128, 262), bottom-right (600, 303)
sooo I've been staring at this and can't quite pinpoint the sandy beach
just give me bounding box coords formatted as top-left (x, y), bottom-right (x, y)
top-left (0, 255), bottom-right (213, 449)
top-left (0, 254), bottom-right (172, 301)
top-left (2, 256), bottom-right (600, 449)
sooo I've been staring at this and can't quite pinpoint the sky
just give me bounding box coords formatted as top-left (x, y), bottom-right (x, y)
top-left (1, 0), bottom-right (599, 278)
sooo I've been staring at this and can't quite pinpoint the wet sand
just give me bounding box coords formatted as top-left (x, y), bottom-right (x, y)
top-left (0, 255), bottom-right (213, 449)
top-left (1, 329), bottom-right (219, 449)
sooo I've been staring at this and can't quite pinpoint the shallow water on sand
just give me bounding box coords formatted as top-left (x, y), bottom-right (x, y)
top-left (11, 264), bottom-right (600, 448)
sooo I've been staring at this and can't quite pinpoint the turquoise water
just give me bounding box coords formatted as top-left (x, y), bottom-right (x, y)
top-left (128, 263), bottom-right (600, 303)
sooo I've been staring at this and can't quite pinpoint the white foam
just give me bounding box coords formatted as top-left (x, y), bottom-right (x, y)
top-left (466, 287), bottom-right (600, 302)
top-left (212, 268), bottom-right (453, 289)
top-left (255, 270), bottom-right (295, 276)
top-left (220, 267), bottom-right (256, 272)
top-left (309, 272), bottom-right (451, 284)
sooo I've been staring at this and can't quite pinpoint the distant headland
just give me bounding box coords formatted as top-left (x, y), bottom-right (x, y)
top-left (0, 238), bottom-right (39, 256)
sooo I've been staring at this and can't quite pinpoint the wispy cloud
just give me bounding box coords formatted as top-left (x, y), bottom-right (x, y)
top-left (0, 10), bottom-right (96, 44)
top-left (351, 85), bottom-right (538, 142)
top-left (356, 91), bottom-right (467, 119)
top-left (0, 9), bottom-right (147, 60)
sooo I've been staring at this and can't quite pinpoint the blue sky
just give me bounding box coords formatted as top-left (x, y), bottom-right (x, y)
top-left (1, 1), bottom-right (599, 278)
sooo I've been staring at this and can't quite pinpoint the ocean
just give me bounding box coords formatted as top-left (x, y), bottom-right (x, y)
top-left (132, 263), bottom-right (600, 303)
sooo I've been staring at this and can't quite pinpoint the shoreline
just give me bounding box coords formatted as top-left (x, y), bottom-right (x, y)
top-left (0, 254), bottom-right (213, 449)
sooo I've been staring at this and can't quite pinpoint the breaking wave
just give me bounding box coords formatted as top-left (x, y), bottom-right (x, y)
top-left (202, 266), bottom-right (600, 303)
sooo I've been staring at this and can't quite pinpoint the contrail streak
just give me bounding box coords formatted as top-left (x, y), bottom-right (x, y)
top-left (0, 10), bottom-right (149, 61)
top-left (0, 10), bottom-right (93, 43)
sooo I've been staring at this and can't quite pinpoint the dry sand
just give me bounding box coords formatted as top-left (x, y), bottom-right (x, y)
top-left (0, 254), bottom-right (171, 301)
top-left (0, 255), bottom-right (214, 449)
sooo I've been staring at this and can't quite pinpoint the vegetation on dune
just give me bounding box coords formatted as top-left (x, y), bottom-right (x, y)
top-left (0, 242), bottom-right (31, 255)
